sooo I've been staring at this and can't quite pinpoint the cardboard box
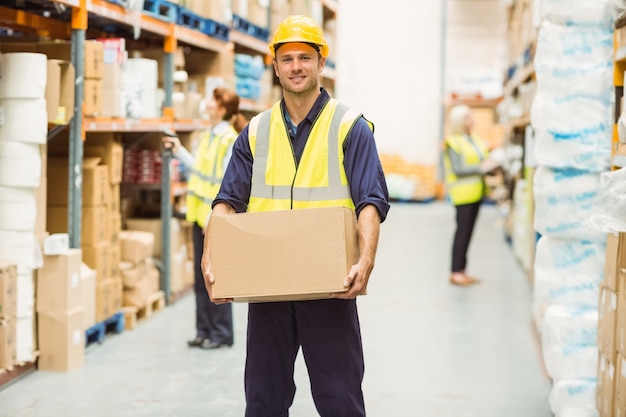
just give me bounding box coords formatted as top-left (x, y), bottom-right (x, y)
top-left (598, 352), bottom-right (616, 417)
top-left (80, 263), bottom-right (97, 330)
top-left (37, 249), bottom-right (82, 315)
top-left (0, 263), bottom-right (17, 319)
top-left (120, 260), bottom-right (147, 288)
top-left (83, 241), bottom-right (111, 283)
top-left (37, 40), bottom-right (104, 79)
top-left (615, 353), bottom-right (626, 416)
top-left (600, 285), bottom-right (618, 361)
top-left (47, 205), bottom-right (109, 246)
top-left (606, 232), bottom-right (626, 292)
top-left (84, 134), bottom-right (123, 184)
top-left (84, 79), bottom-right (103, 117)
top-left (45, 59), bottom-right (75, 123)
top-left (109, 241), bottom-right (121, 277)
top-left (0, 319), bottom-right (16, 370)
top-left (96, 278), bottom-right (122, 322)
top-left (125, 218), bottom-right (180, 258)
top-left (37, 308), bottom-right (85, 372)
top-left (47, 157), bottom-right (110, 206)
top-left (119, 230), bottom-right (155, 264)
top-left (122, 273), bottom-right (150, 308)
top-left (208, 207), bottom-right (359, 302)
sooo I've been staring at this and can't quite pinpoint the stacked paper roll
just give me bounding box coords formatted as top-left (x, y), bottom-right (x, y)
top-left (0, 53), bottom-right (47, 99)
top-left (0, 98), bottom-right (48, 144)
top-left (0, 141), bottom-right (41, 188)
top-left (0, 187), bottom-right (37, 231)
top-left (0, 231), bottom-right (43, 273)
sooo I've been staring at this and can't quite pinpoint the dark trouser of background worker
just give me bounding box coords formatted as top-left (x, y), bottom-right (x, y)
top-left (244, 299), bottom-right (366, 417)
top-left (452, 201), bottom-right (481, 273)
top-left (192, 223), bottom-right (233, 349)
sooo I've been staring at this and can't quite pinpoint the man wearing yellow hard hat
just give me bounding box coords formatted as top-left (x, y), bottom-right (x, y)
top-left (202, 15), bottom-right (389, 416)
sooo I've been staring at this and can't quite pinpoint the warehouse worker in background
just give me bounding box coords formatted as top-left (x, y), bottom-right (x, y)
top-left (201, 15), bottom-right (390, 417)
top-left (443, 104), bottom-right (499, 287)
top-left (163, 87), bottom-right (247, 349)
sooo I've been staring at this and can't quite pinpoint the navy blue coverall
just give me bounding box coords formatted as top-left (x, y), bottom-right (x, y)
top-left (213, 88), bottom-right (390, 417)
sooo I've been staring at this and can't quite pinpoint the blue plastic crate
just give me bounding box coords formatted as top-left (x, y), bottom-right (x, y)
top-left (177, 7), bottom-right (205, 31)
top-left (232, 14), bottom-right (269, 41)
top-left (143, 0), bottom-right (177, 23)
top-left (204, 19), bottom-right (230, 42)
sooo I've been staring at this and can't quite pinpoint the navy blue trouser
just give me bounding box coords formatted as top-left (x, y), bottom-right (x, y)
top-left (244, 298), bottom-right (365, 417)
top-left (452, 201), bottom-right (481, 273)
top-left (192, 223), bottom-right (233, 344)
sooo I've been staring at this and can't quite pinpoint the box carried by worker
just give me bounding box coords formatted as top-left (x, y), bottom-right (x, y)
top-left (208, 206), bottom-right (360, 302)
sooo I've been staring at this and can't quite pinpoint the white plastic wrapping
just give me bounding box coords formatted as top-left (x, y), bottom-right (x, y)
top-left (533, 236), bottom-right (605, 324)
top-left (541, 305), bottom-right (598, 380)
top-left (549, 378), bottom-right (599, 417)
top-left (584, 167), bottom-right (626, 233)
top-left (16, 315), bottom-right (35, 363)
top-left (122, 58), bottom-right (159, 118)
top-left (0, 141), bottom-right (41, 188)
top-left (541, 0), bottom-right (614, 28)
top-left (0, 230), bottom-right (43, 273)
top-left (0, 186), bottom-right (36, 231)
top-left (534, 23), bottom-right (613, 96)
top-left (531, 93), bottom-right (612, 171)
top-left (16, 270), bottom-right (34, 318)
top-left (0, 98), bottom-right (48, 144)
top-left (534, 166), bottom-right (605, 241)
top-left (0, 53), bottom-right (47, 99)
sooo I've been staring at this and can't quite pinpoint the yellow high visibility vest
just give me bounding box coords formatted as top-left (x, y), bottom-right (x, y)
top-left (247, 99), bottom-right (371, 212)
top-left (186, 123), bottom-right (237, 228)
top-left (443, 131), bottom-right (489, 205)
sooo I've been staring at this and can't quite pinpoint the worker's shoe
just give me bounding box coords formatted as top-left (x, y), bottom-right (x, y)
top-left (449, 272), bottom-right (479, 287)
top-left (187, 337), bottom-right (210, 348)
top-left (200, 340), bottom-right (233, 350)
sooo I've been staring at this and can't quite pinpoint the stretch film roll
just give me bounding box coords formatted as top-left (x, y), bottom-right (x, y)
top-left (0, 53), bottom-right (47, 99)
top-left (0, 98), bottom-right (48, 144)
top-left (0, 141), bottom-right (41, 188)
top-left (0, 230), bottom-right (43, 273)
top-left (0, 187), bottom-right (36, 231)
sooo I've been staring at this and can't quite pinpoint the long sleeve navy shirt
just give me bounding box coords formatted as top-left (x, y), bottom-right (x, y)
top-left (213, 88), bottom-right (390, 222)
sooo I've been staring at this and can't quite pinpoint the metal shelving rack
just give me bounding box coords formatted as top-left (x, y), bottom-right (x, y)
top-left (0, 0), bottom-right (273, 303)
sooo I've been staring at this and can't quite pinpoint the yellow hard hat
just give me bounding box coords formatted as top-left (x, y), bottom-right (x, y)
top-left (269, 15), bottom-right (328, 58)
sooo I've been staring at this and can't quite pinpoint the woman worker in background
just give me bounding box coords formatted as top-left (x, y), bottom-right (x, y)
top-left (163, 87), bottom-right (247, 348)
top-left (443, 104), bottom-right (499, 287)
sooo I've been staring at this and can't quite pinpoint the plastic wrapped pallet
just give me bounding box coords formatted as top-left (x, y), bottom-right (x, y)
top-left (541, 0), bottom-right (614, 28)
top-left (549, 378), bottom-right (599, 417)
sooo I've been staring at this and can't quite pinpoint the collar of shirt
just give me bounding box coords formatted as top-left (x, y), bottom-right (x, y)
top-left (280, 87), bottom-right (330, 135)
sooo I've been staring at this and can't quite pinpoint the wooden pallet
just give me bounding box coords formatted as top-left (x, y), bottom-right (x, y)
top-left (122, 291), bottom-right (166, 330)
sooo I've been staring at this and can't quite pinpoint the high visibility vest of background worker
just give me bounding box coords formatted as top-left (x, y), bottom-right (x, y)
top-left (443, 104), bottom-right (501, 287)
top-left (163, 87), bottom-right (247, 349)
top-left (200, 15), bottom-right (390, 417)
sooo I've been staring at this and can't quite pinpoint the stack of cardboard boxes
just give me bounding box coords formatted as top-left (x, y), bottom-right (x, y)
top-left (119, 230), bottom-right (159, 309)
top-left (36, 249), bottom-right (85, 372)
top-left (0, 263), bottom-right (17, 371)
top-left (597, 232), bottom-right (626, 416)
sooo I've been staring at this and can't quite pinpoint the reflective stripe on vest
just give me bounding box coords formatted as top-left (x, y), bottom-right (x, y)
top-left (248, 99), bottom-right (366, 212)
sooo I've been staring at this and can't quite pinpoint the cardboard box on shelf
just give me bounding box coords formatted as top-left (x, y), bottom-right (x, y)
top-left (47, 157), bottom-right (111, 206)
top-left (125, 218), bottom-right (180, 259)
top-left (109, 241), bottom-right (121, 278)
top-left (45, 59), bottom-right (75, 124)
top-left (599, 285), bottom-right (618, 361)
top-left (47, 205), bottom-right (109, 246)
top-left (37, 307), bottom-right (85, 372)
top-left (97, 38), bottom-right (126, 64)
top-left (606, 232), bottom-right (626, 292)
top-left (37, 249), bottom-right (82, 315)
top-left (209, 207), bottom-right (359, 302)
top-left (598, 352), bottom-right (616, 417)
top-left (82, 241), bottom-right (111, 284)
top-left (80, 263), bottom-right (97, 330)
top-left (0, 263), bottom-right (17, 320)
top-left (0, 319), bottom-right (16, 370)
top-left (616, 353), bottom-right (626, 416)
top-left (37, 40), bottom-right (104, 79)
top-left (84, 79), bottom-right (104, 117)
top-left (84, 134), bottom-right (123, 185)
top-left (119, 231), bottom-right (155, 264)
